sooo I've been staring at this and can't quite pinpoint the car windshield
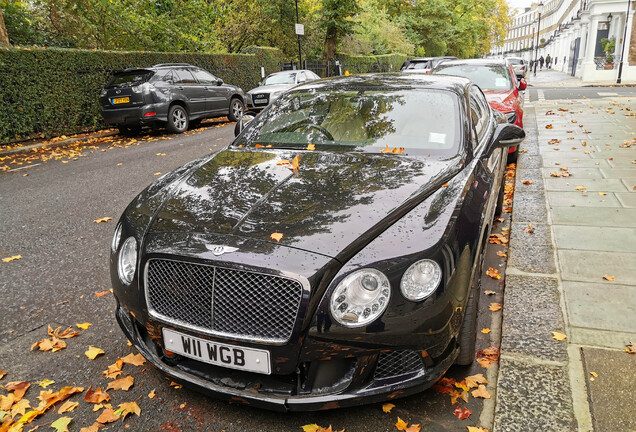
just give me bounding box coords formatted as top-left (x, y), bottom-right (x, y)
top-left (405, 61), bottom-right (431, 70)
top-left (107, 71), bottom-right (153, 87)
top-left (434, 64), bottom-right (513, 91)
top-left (233, 87), bottom-right (460, 156)
top-left (263, 73), bottom-right (296, 85)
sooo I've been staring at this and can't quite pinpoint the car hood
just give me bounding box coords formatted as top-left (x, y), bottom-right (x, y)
top-left (247, 84), bottom-right (295, 95)
top-left (148, 149), bottom-right (463, 260)
top-left (483, 89), bottom-right (516, 112)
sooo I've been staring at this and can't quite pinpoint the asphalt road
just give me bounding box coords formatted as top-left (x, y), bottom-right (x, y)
top-left (525, 84), bottom-right (636, 102)
top-left (0, 122), bottom-right (510, 432)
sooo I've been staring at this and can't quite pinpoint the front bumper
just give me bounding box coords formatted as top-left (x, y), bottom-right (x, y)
top-left (116, 305), bottom-right (457, 411)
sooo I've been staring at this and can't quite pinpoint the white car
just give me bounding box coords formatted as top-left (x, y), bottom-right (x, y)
top-left (247, 70), bottom-right (321, 111)
top-left (506, 57), bottom-right (528, 80)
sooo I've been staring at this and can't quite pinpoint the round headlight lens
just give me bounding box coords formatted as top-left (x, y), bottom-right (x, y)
top-left (329, 269), bottom-right (391, 327)
top-left (400, 259), bottom-right (442, 301)
top-left (111, 223), bottom-right (122, 252)
top-left (117, 237), bottom-right (138, 285)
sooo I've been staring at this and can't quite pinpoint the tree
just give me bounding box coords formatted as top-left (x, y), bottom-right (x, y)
top-left (321, 0), bottom-right (359, 60)
top-left (0, 5), bottom-right (9, 47)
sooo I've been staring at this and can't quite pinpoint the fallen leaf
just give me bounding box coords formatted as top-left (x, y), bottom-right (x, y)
top-left (147, 389), bottom-right (156, 399)
top-left (153, 172), bottom-right (162, 176)
top-left (552, 332), bottom-right (567, 341)
top-left (626, 342), bottom-right (636, 354)
top-left (454, 381), bottom-right (470, 392)
top-left (496, 251), bottom-right (507, 257)
top-left (481, 328), bottom-right (491, 334)
top-left (476, 347), bottom-right (499, 368)
top-left (465, 373), bottom-right (488, 388)
top-left (51, 416), bottom-right (72, 432)
top-left (103, 359), bottom-right (123, 379)
top-left (121, 353), bottom-right (145, 367)
top-left (270, 232), bottom-right (283, 242)
top-left (58, 401), bottom-right (78, 414)
top-left (38, 379), bottom-right (55, 388)
top-left (85, 346), bottom-right (104, 360)
top-left (395, 417), bottom-right (408, 431)
top-left (94, 291), bottom-right (109, 297)
top-left (485, 267), bottom-right (501, 280)
top-left (306, 143), bottom-right (315, 151)
top-left (291, 155), bottom-right (300, 171)
top-left (471, 384), bottom-right (491, 399)
top-left (548, 139), bottom-right (561, 144)
top-left (155, 153), bottom-right (166, 156)
top-left (85, 387), bottom-right (110, 404)
top-left (598, 192), bottom-right (607, 196)
top-left (590, 372), bottom-right (598, 378)
top-left (79, 423), bottom-right (104, 432)
top-left (93, 217), bottom-right (112, 224)
top-left (276, 159), bottom-right (290, 166)
top-left (76, 323), bottom-right (92, 330)
top-left (488, 303), bottom-right (502, 311)
top-left (523, 224), bottom-right (535, 234)
top-left (2, 255), bottom-right (22, 263)
top-left (453, 406), bottom-right (472, 420)
top-left (603, 275), bottom-right (615, 281)
top-left (545, 124), bottom-right (553, 129)
top-left (114, 401), bottom-right (140, 420)
top-left (0, 370), bottom-right (6, 380)
top-left (405, 424), bottom-right (421, 432)
top-left (521, 180), bottom-right (534, 185)
top-left (96, 408), bottom-right (120, 424)
top-left (575, 186), bottom-right (587, 191)
top-left (382, 403), bottom-right (395, 413)
top-left (6, 381), bottom-right (31, 399)
top-left (169, 382), bottom-right (181, 389)
top-left (467, 427), bottom-right (489, 432)
top-left (11, 398), bottom-right (31, 417)
top-left (484, 290), bottom-right (496, 295)
top-left (106, 376), bottom-right (134, 392)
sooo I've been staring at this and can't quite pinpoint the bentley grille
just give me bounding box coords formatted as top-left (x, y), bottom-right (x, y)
top-left (146, 259), bottom-right (303, 343)
top-left (374, 350), bottom-right (424, 379)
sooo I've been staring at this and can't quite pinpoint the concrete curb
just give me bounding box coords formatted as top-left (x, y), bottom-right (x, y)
top-left (0, 130), bottom-right (118, 157)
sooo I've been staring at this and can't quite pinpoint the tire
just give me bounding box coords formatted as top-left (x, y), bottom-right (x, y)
top-left (117, 125), bottom-right (142, 136)
top-left (455, 243), bottom-right (485, 365)
top-left (228, 97), bottom-right (244, 122)
top-left (167, 105), bottom-right (189, 134)
top-left (495, 181), bottom-right (505, 217)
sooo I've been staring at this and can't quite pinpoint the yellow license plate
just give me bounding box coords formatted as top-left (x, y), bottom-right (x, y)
top-left (112, 97), bottom-right (130, 104)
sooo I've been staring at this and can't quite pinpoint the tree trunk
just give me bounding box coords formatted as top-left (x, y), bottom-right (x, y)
top-left (324, 27), bottom-right (336, 62)
top-left (0, 6), bottom-right (10, 47)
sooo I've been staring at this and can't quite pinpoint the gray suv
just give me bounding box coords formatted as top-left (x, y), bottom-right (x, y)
top-left (100, 63), bottom-right (245, 135)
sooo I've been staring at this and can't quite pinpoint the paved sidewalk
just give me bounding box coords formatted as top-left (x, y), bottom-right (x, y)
top-left (525, 68), bottom-right (636, 87)
top-left (494, 96), bottom-right (636, 431)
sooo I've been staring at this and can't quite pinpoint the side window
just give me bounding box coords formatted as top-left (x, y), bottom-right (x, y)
top-left (469, 85), bottom-right (490, 145)
top-left (174, 68), bottom-right (196, 84)
top-left (192, 69), bottom-right (217, 84)
top-left (296, 72), bottom-right (306, 83)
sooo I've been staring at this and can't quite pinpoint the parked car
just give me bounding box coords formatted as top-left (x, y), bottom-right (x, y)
top-left (100, 63), bottom-right (246, 135)
top-left (506, 56), bottom-right (528, 80)
top-left (432, 58), bottom-right (526, 161)
top-left (110, 73), bottom-right (524, 411)
top-left (247, 70), bottom-right (321, 111)
top-left (400, 56), bottom-right (459, 74)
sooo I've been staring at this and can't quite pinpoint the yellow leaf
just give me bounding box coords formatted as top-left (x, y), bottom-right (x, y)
top-left (405, 424), bottom-right (421, 432)
top-left (270, 232), bottom-right (284, 242)
top-left (114, 401), bottom-right (141, 420)
top-left (96, 408), bottom-right (120, 423)
top-left (0, 370), bottom-right (6, 380)
top-left (121, 353), bottom-right (146, 367)
top-left (58, 401), bottom-right (79, 414)
top-left (51, 416), bottom-right (73, 432)
top-left (154, 172), bottom-right (162, 175)
top-left (467, 427), bottom-right (489, 432)
top-left (306, 143), bottom-right (316, 150)
top-left (79, 422), bottom-right (104, 432)
top-left (552, 332), bottom-right (567, 341)
top-left (590, 371), bottom-right (598, 377)
top-left (395, 417), bottom-right (408, 431)
top-left (93, 217), bottom-right (112, 224)
top-left (454, 381), bottom-right (470, 392)
top-left (84, 387), bottom-right (110, 404)
top-left (276, 159), bottom-right (290, 165)
top-left (382, 403), bottom-right (395, 413)
top-left (2, 255), bottom-right (22, 263)
top-left (301, 425), bottom-right (323, 432)
top-left (106, 376), bottom-right (134, 392)
top-left (85, 346), bottom-right (105, 360)
top-left (291, 155), bottom-right (300, 170)
top-left (481, 328), bottom-right (491, 334)
top-left (148, 389), bottom-right (156, 399)
top-left (488, 303), bottom-right (502, 312)
top-left (465, 373), bottom-right (488, 389)
top-left (17, 409), bottom-right (39, 424)
top-left (603, 275), bottom-right (615, 281)
top-left (10, 398), bottom-right (31, 417)
top-left (471, 384), bottom-right (491, 399)
top-left (484, 290), bottom-right (496, 295)
top-left (38, 379), bottom-right (55, 388)
top-left (156, 153), bottom-right (166, 156)
top-left (76, 323), bottom-right (92, 330)
top-left (598, 192), bottom-right (607, 196)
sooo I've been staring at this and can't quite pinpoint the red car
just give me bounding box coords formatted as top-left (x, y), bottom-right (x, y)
top-left (432, 59), bottom-right (526, 161)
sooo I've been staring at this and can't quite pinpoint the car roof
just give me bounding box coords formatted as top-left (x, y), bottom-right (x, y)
top-left (292, 73), bottom-right (473, 96)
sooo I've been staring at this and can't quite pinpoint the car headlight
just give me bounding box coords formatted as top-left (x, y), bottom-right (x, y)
top-left (505, 111), bottom-right (517, 124)
top-left (100, 88), bottom-right (107, 97)
top-left (400, 259), bottom-right (442, 301)
top-left (111, 223), bottom-right (122, 252)
top-left (117, 237), bottom-right (138, 285)
top-left (270, 90), bottom-right (284, 101)
top-left (329, 269), bottom-right (391, 327)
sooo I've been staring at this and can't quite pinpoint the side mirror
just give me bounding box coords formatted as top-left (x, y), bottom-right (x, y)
top-left (234, 112), bottom-right (257, 137)
top-left (518, 79), bottom-right (527, 91)
top-left (217, 79), bottom-right (224, 86)
top-left (485, 124), bottom-right (525, 157)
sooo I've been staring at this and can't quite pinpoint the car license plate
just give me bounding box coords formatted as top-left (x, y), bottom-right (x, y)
top-left (254, 99), bottom-right (268, 105)
top-left (112, 97), bottom-right (130, 104)
top-left (162, 328), bottom-right (271, 374)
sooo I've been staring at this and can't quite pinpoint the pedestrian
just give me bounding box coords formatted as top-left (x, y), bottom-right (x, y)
top-left (546, 54), bottom-right (552, 69)
top-left (539, 56), bottom-right (545, 70)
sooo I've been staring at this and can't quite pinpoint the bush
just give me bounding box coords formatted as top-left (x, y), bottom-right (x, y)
top-left (0, 46), bottom-right (285, 144)
top-left (335, 52), bottom-right (408, 74)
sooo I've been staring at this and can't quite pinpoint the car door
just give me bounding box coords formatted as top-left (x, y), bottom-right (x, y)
top-left (192, 68), bottom-right (230, 113)
top-left (174, 68), bottom-right (205, 115)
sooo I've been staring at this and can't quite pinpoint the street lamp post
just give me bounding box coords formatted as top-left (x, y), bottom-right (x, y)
top-left (534, 2), bottom-right (544, 76)
top-left (617, 0), bottom-right (632, 83)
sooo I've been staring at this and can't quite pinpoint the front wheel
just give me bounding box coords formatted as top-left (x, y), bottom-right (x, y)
top-left (228, 98), bottom-right (244, 122)
top-left (167, 105), bottom-right (189, 133)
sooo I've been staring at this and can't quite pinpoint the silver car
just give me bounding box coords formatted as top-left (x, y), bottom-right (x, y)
top-left (247, 70), bottom-right (321, 110)
top-left (506, 57), bottom-right (528, 80)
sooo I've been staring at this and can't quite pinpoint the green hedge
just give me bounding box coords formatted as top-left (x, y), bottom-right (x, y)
top-left (0, 46), bottom-right (285, 144)
top-left (335, 53), bottom-right (408, 75)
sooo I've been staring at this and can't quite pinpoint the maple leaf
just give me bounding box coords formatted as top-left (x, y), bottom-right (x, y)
top-left (115, 401), bottom-right (141, 420)
top-left (464, 373), bottom-right (488, 389)
top-left (481, 328), bottom-right (491, 334)
top-left (58, 401), bottom-right (78, 414)
top-left (94, 291), bottom-right (109, 297)
top-left (380, 144), bottom-right (391, 153)
top-left (488, 302), bottom-right (502, 311)
top-left (76, 323), bottom-right (92, 330)
top-left (11, 398), bottom-right (31, 417)
top-left (603, 275), bottom-right (615, 281)
top-left (471, 384), bottom-right (491, 399)
top-left (454, 406), bottom-right (472, 420)
top-left (79, 423), bottom-right (105, 432)
top-left (484, 290), bottom-right (496, 295)
top-left (467, 427), bottom-right (489, 432)
top-left (476, 347), bottom-right (499, 368)
top-left (395, 417), bottom-right (408, 431)
top-left (37, 379), bottom-right (55, 388)
top-left (84, 387), bottom-right (110, 404)
top-left (96, 408), bottom-right (120, 424)
top-left (106, 376), bottom-right (134, 392)
top-left (270, 232), bottom-right (284, 242)
top-left (121, 353), bottom-right (145, 367)
top-left (405, 424), bottom-right (421, 432)
top-left (6, 381), bottom-right (30, 399)
top-left (552, 332), bottom-right (567, 341)
top-left (2, 255), bottom-right (22, 263)
top-left (93, 217), bottom-right (112, 224)
top-left (85, 346), bottom-right (104, 360)
top-left (148, 389), bottom-right (156, 399)
top-left (306, 143), bottom-right (316, 151)
top-left (51, 416), bottom-right (73, 432)
top-left (291, 156), bottom-right (300, 171)
top-left (454, 381), bottom-right (470, 392)
top-left (103, 359), bottom-right (123, 379)
top-left (485, 268), bottom-right (501, 280)
top-left (382, 403), bottom-right (395, 413)
top-left (523, 224), bottom-right (534, 234)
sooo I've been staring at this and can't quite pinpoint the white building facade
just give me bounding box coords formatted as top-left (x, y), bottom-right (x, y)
top-left (491, 0), bottom-right (636, 81)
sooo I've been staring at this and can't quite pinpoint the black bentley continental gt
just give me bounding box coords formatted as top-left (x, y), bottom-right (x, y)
top-left (110, 74), bottom-right (524, 411)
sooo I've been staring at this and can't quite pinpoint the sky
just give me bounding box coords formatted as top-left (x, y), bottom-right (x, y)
top-left (507, 0), bottom-right (533, 14)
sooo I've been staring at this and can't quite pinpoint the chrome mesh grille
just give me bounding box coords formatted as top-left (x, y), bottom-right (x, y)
top-left (146, 259), bottom-right (303, 342)
top-left (374, 350), bottom-right (424, 379)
